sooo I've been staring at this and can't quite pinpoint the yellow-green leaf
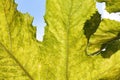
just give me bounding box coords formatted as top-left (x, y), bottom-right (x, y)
top-left (1, 0), bottom-right (120, 80)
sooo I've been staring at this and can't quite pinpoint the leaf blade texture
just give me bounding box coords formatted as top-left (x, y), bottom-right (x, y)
top-left (0, 0), bottom-right (120, 80)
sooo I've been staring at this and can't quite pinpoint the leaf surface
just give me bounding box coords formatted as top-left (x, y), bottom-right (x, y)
top-left (0, 0), bottom-right (41, 80)
top-left (0, 0), bottom-right (120, 80)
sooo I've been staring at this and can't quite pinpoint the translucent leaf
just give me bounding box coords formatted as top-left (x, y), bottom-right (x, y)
top-left (1, 0), bottom-right (120, 80)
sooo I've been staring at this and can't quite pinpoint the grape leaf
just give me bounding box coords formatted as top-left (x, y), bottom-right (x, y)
top-left (1, 0), bottom-right (120, 80)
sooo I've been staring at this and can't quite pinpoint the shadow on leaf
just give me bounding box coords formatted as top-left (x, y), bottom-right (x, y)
top-left (101, 40), bottom-right (120, 58)
top-left (83, 11), bottom-right (101, 41)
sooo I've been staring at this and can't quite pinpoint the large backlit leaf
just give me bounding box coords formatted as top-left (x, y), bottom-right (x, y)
top-left (0, 0), bottom-right (120, 80)
top-left (0, 0), bottom-right (41, 80)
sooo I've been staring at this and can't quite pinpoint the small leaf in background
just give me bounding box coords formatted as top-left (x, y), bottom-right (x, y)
top-left (97, 0), bottom-right (120, 13)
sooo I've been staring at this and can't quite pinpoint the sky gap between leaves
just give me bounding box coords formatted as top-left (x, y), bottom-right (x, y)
top-left (15, 0), bottom-right (120, 41)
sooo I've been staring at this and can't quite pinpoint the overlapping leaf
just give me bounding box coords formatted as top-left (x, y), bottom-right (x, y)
top-left (1, 0), bottom-right (120, 80)
top-left (97, 0), bottom-right (120, 13)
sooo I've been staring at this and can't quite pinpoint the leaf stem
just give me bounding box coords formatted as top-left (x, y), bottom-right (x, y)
top-left (66, 0), bottom-right (73, 80)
